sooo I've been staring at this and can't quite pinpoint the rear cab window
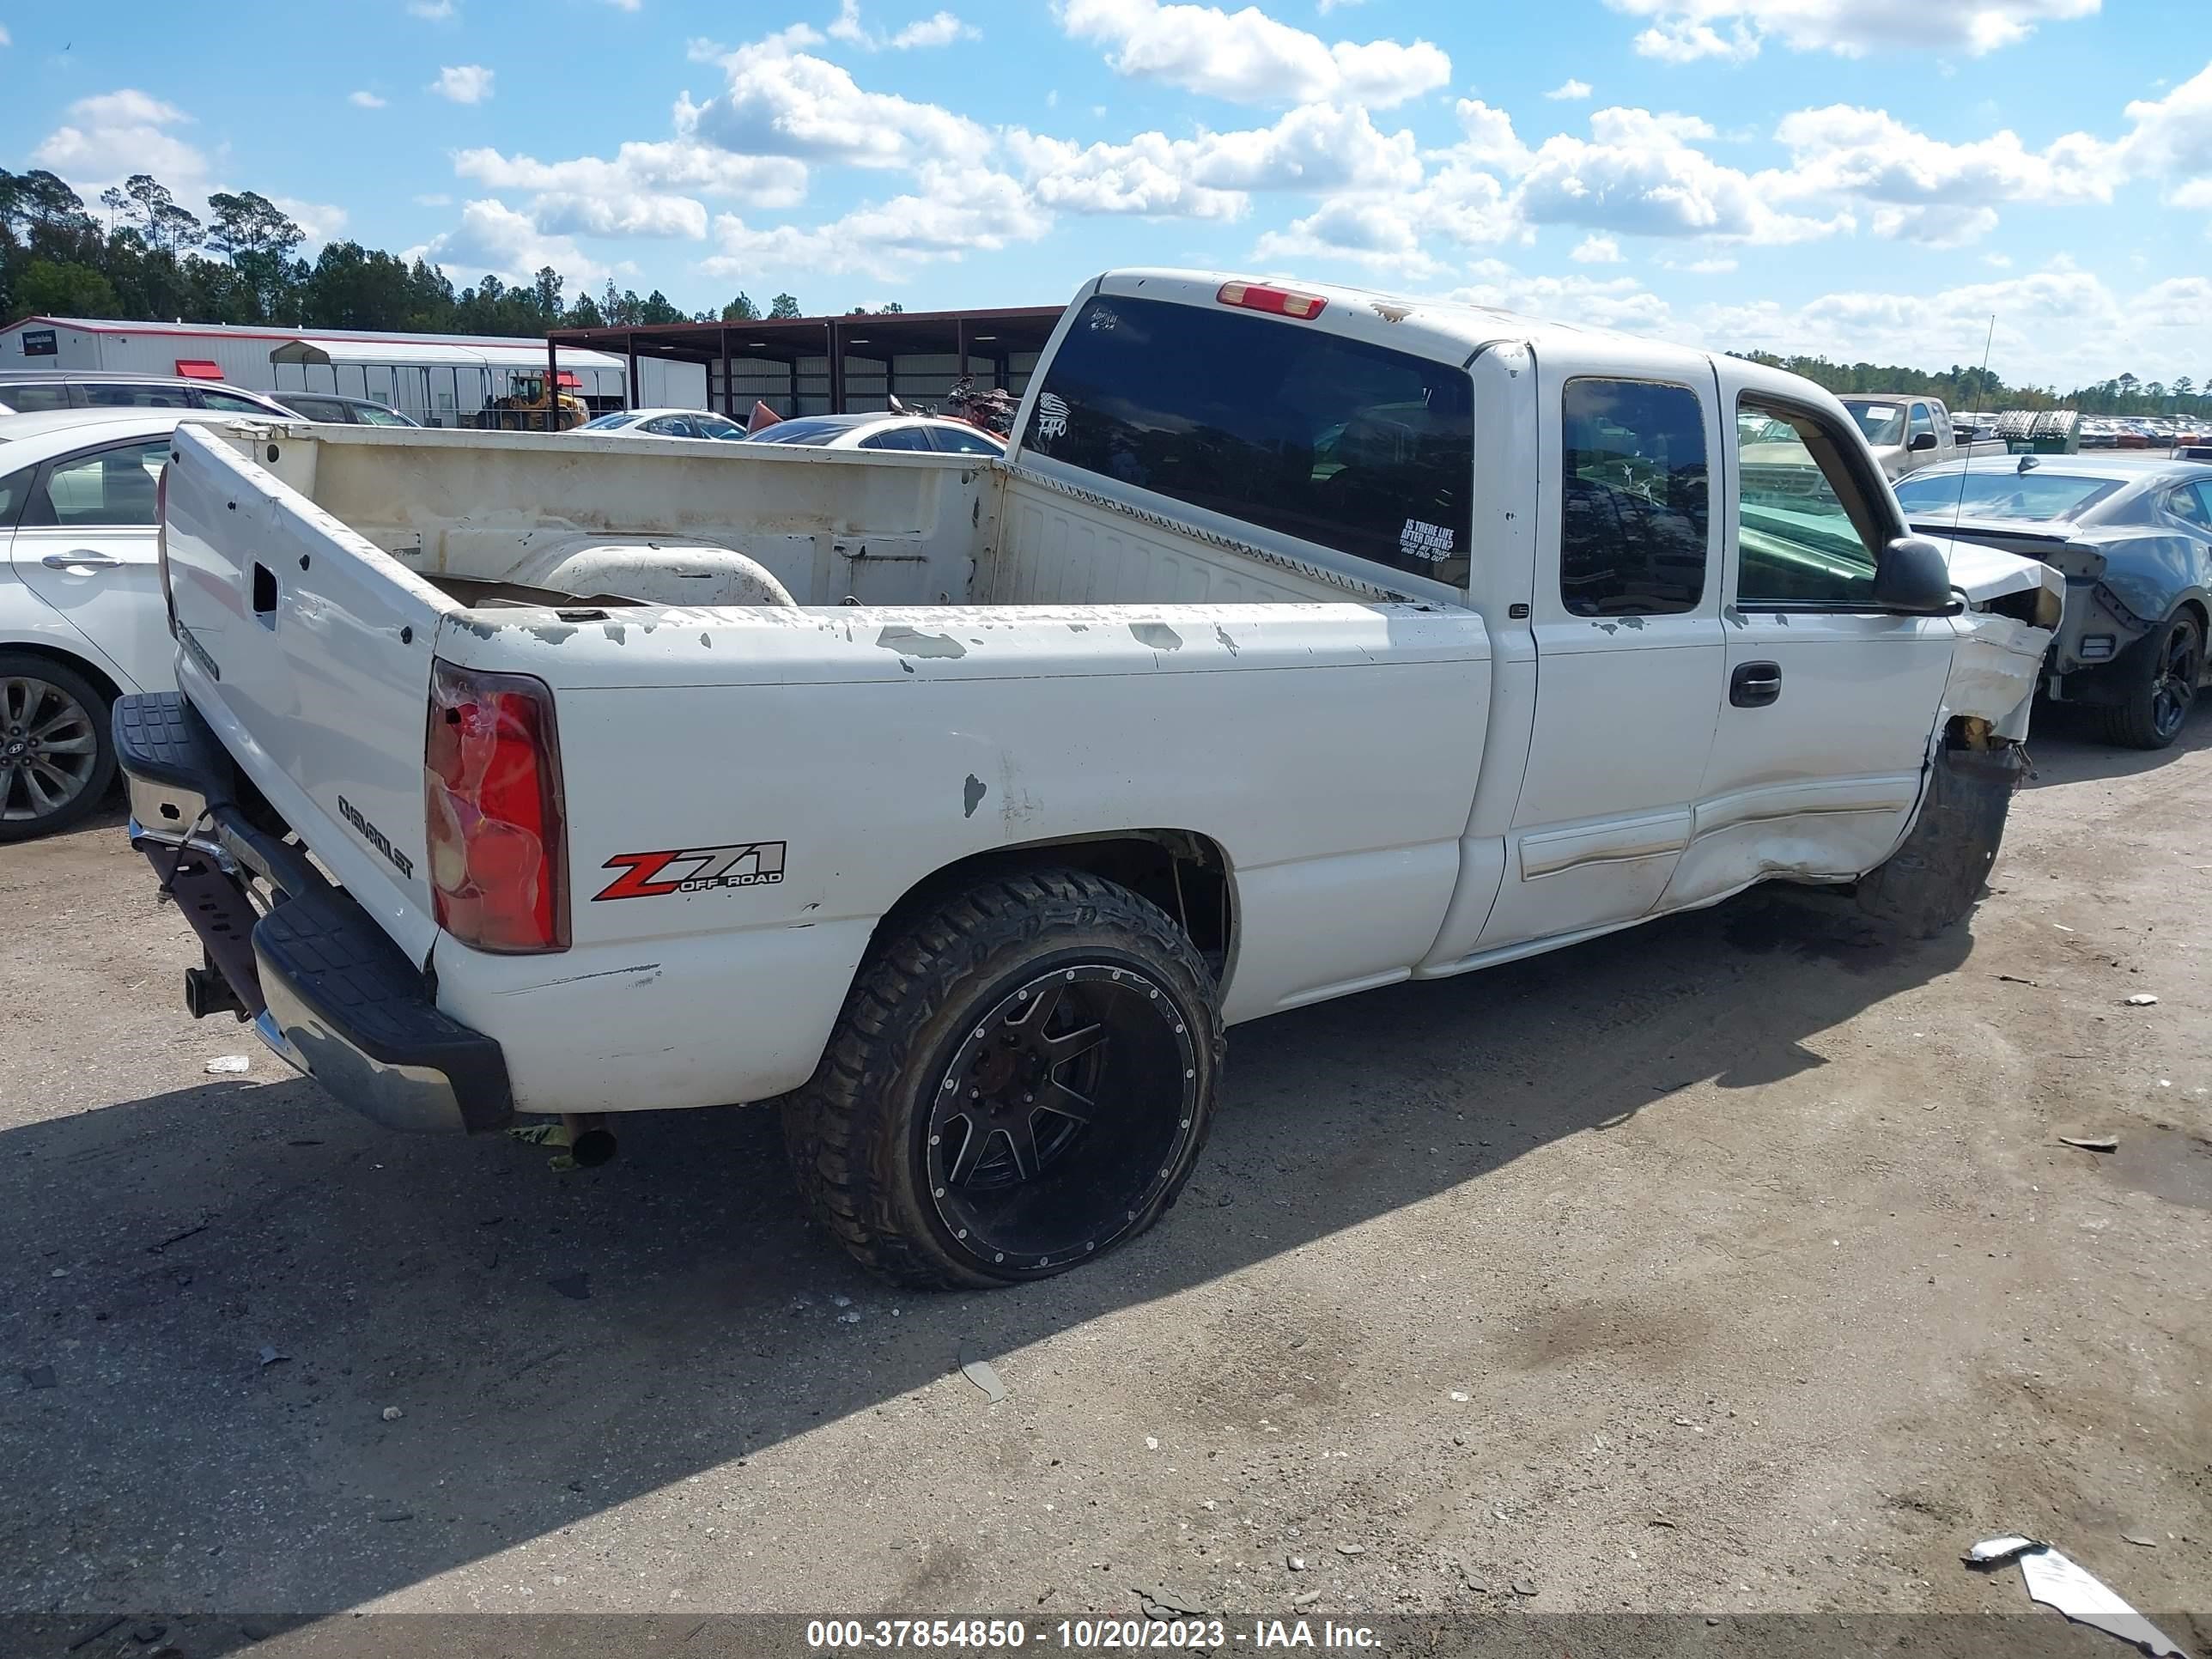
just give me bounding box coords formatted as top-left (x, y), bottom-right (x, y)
top-left (1022, 293), bottom-right (1474, 589)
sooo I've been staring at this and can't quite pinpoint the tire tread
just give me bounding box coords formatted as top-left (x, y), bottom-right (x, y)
top-left (783, 867), bottom-right (1224, 1290)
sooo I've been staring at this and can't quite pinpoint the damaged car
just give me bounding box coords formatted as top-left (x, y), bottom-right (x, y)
top-left (1899, 455), bottom-right (2212, 749)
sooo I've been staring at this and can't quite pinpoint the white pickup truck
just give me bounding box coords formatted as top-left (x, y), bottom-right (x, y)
top-left (117, 270), bottom-right (2061, 1289)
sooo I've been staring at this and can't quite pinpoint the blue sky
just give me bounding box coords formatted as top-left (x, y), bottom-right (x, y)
top-left (4, 0), bottom-right (2209, 386)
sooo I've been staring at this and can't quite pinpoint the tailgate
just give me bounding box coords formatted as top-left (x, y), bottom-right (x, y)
top-left (164, 422), bottom-right (451, 964)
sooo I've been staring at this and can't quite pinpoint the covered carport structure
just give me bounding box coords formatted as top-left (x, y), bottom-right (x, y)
top-left (544, 305), bottom-right (1066, 420)
top-left (270, 336), bottom-right (630, 427)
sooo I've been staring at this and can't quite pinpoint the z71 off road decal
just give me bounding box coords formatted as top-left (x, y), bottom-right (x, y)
top-left (593, 842), bottom-right (787, 901)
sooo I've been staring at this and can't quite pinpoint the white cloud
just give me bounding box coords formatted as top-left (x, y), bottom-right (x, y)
top-left (1449, 264), bottom-right (1679, 333)
top-left (1768, 104), bottom-right (2118, 211)
top-left (1055, 0), bottom-right (1449, 106)
top-left (348, 89), bottom-right (387, 108)
top-left (1516, 106), bottom-right (1848, 243)
top-left (0, 24), bottom-right (12, 46)
top-left (410, 198), bottom-right (625, 288)
top-left (893, 11), bottom-right (979, 47)
top-left (32, 89), bottom-right (207, 194)
top-left (1866, 204), bottom-right (2000, 246)
top-left (1545, 79), bottom-right (1594, 100)
top-left (705, 165), bottom-right (1049, 277)
top-left (407, 0), bottom-right (455, 17)
top-left (603, 0), bottom-right (643, 9)
top-left (272, 198), bottom-right (350, 247)
top-left (1605, 0), bottom-right (2099, 61)
top-left (1571, 233), bottom-right (1623, 263)
top-left (1695, 262), bottom-right (2203, 386)
top-left (2115, 61), bottom-right (2212, 204)
top-left (827, 0), bottom-right (978, 49)
top-left (1663, 254), bottom-right (1737, 272)
top-left (27, 89), bottom-right (353, 253)
top-left (682, 29), bottom-right (990, 167)
top-left (1255, 198), bottom-right (1448, 279)
top-left (1009, 102), bottom-right (1419, 219)
top-left (430, 65), bottom-right (495, 105)
top-left (453, 140), bottom-right (807, 239)
top-left (1315, 0), bottom-right (1368, 10)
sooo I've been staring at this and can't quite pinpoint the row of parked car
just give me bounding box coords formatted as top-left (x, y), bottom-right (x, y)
top-left (0, 372), bottom-right (1013, 457)
top-left (573, 406), bottom-right (1006, 455)
top-left (2080, 416), bottom-right (2209, 450)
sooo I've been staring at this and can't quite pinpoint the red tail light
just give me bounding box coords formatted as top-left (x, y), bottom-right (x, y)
top-left (156, 459), bottom-right (176, 630)
top-left (1218, 281), bottom-right (1327, 320)
top-left (424, 659), bottom-right (569, 953)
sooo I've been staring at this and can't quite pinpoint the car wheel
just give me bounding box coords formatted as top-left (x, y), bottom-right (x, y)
top-left (0, 653), bottom-right (117, 842)
top-left (2097, 609), bottom-right (2203, 750)
top-left (783, 868), bottom-right (1224, 1289)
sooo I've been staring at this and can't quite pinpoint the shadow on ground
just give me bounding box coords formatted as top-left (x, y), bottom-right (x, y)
top-left (0, 884), bottom-right (1972, 1648)
top-left (2020, 700), bottom-right (2212, 787)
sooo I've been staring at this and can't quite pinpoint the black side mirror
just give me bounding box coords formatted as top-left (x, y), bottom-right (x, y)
top-left (1910, 430), bottom-right (1940, 452)
top-left (1875, 535), bottom-right (1956, 613)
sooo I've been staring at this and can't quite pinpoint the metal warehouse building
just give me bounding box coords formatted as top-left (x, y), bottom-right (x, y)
top-left (0, 315), bottom-right (692, 426)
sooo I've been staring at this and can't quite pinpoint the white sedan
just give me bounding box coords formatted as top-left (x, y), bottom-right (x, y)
top-left (745, 412), bottom-right (1006, 455)
top-left (572, 408), bottom-right (750, 441)
top-left (0, 408), bottom-right (245, 838)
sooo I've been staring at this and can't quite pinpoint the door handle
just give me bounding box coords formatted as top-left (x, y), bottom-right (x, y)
top-left (41, 550), bottom-right (122, 573)
top-left (1730, 661), bottom-right (1783, 708)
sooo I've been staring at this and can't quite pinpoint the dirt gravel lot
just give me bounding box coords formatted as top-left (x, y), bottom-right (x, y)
top-left (2, 710), bottom-right (2208, 1656)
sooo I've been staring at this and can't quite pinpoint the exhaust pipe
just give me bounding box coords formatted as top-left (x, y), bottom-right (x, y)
top-left (562, 1113), bottom-right (618, 1169)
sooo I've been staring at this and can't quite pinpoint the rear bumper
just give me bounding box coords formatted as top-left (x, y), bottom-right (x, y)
top-left (115, 691), bottom-right (514, 1135)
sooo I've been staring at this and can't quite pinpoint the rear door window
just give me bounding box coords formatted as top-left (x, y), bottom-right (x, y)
top-left (859, 425), bottom-right (935, 451)
top-left (283, 396), bottom-right (347, 422)
top-left (31, 439), bottom-right (171, 527)
top-left (0, 465), bottom-right (33, 529)
top-left (196, 389), bottom-right (277, 415)
top-left (0, 383), bottom-right (73, 413)
top-left (1024, 293), bottom-right (1473, 586)
top-left (930, 425), bottom-right (1003, 456)
top-left (82, 383), bottom-right (192, 409)
top-left (1559, 379), bottom-right (1710, 616)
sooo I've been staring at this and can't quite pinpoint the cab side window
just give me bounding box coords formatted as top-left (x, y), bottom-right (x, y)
top-left (1907, 403), bottom-right (1936, 445)
top-left (1734, 396), bottom-right (1892, 606)
top-left (1559, 379), bottom-right (1710, 617)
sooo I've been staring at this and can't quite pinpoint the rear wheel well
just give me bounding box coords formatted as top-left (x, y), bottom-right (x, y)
top-left (0, 641), bottom-right (124, 709)
top-left (867, 832), bottom-right (1235, 981)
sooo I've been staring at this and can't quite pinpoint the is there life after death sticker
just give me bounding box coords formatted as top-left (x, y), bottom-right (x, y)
top-left (1400, 518), bottom-right (1455, 562)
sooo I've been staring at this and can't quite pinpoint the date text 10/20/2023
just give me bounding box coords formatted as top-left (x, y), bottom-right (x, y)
top-left (805, 1620), bottom-right (1382, 1650)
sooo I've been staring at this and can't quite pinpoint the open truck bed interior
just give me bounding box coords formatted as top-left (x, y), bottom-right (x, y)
top-left (246, 422), bottom-right (1392, 621)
